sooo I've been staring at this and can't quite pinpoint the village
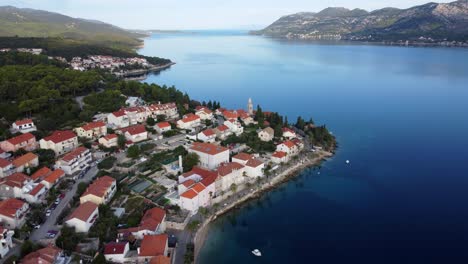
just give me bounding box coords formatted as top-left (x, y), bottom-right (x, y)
top-left (0, 95), bottom-right (323, 264)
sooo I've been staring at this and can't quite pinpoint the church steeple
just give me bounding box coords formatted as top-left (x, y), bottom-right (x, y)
top-left (248, 98), bottom-right (253, 115)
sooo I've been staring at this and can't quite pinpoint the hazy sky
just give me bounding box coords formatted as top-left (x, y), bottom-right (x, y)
top-left (3, 0), bottom-right (452, 29)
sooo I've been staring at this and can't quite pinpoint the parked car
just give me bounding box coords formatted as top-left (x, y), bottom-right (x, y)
top-left (45, 210), bottom-right (51, 217)
top-left (33, 225), bottom-right (41, 229)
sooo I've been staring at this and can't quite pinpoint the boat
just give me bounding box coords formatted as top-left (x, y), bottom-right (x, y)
top-left (252, 249), bottom-right (262, 257)
top-left (346, 160), bottom-right (350, 164)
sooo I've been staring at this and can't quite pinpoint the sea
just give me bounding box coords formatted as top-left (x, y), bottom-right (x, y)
top-left (139, 30), bottom-right (468, 264)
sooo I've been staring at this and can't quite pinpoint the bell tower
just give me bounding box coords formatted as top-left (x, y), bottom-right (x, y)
top-left (248, 98), bottom-right (253, 115)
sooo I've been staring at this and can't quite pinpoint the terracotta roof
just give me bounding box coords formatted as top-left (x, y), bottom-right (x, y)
top-left (150, 256), bottom-right (171, 264)
top-left (182, 166), bottom-right (217, 179)
top-left (1, 172), bottom-right (30, 188)
top-left (190, 142), bottom-right (228, 155)
top-left (12, 152), bottom-right (37, 167)
top-left (196, 106), bottom-right (212, 114)
top-left (216, 162), bottom-right (244, 177)
top-left (233, 152), bottom-right (253, 161)
top-left (67, 201), bottom-right (98, 222)
top-left (246, 158), bottom-right (264, 168)
top-left (43, 169), bottom-right (65, 184)
top-left (216, 124), bottom-right (229, 132)
top-left (61, 147), bottom-right (89, 162)
top-left (14, 119), bottom-right (33, 126)
top-left (281, 140), bottom-right (296, 149)
top-left (22, 245), bottom-right (62, 264)
top-left (156, 122), bottom-right (171, 128)
top-left (31, 167), bottom-right (51, 180)
top-left (200, 173), bottom-right (217, 187)
top-left (81, 121), bottom-right (106, 131)
top-left (201, 129), bottom-right (215, 137)
top-left (5, 132), bottom-right (35, 145)
top-left (139, 234), bottom-right (168, 257)
top-left (180, 189), bottom-right (198, 199)
top-left (81, 176), bottom-right (115, 199)
top-left (222, 110), bottom-right (238, 119)
top-left (0, 198), bottom-right (26, 218)
top-left (272, 151), bottom-right (287, 158)
top-left (29, 183), bottom-right (45, 196)
top-left (43, 130), bottom-right (76, 144)
top-left (0, 158), bottom-right (11, 168)
top-left (192, 182), bottom-right (206, 193)
top-left (139, 207), bottom-right (166, 231)
top-left (120, 124), bottom-right (146, 135)
top-left (104, 242), bottom-right (128, 255)
top-left (112, 109), bottom-right (126, 117)
top-left (180, 113), bottom-right (200, 123)
top-left (148, 102), bottom-right (177, 111)
top-left (282, 127), bottom-right (296, 134)
top-left (182, 179), bottom-right (195, 188)
top-left (103, 134), bottom-right (118, 140)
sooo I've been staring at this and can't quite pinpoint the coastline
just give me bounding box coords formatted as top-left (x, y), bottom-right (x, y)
top-left (193, 149), bottom-right (334, 263)
top-left (117, 62), bottom-right (176, 78)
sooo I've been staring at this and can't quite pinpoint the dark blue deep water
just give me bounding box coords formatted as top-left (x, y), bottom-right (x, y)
top-left (140, 31), bottom-right (468, 264)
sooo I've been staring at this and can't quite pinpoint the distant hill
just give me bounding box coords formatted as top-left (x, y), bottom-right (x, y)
top-left (0, 6), bottom-right (145, 49)
top-left (252, 0), bottom-right (468, 43)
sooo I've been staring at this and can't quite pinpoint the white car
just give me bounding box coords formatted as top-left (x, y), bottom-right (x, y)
top-left (45, 210), bottom-right (51, 217)
top-left (34, 225), bottom-right (41, 229)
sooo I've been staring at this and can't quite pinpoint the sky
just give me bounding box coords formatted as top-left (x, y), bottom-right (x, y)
top-left (2, 0), bottom-right (452, 30)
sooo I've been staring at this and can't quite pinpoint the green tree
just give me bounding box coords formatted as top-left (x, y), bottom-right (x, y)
top-left (117, 134), bottom-right (126, 149)
top-left (183, 153), bottom-right (200, 172)
top-left (92, 253), bottom-right (107, 264)
top-left (127, 145), bottom-right (141, 158)
top-left (146, 117), bottom-right (156, 126)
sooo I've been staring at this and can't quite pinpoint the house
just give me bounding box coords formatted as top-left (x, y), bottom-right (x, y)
top-left (99, 134), bottom-right (119, 148)
top-left (108, 109), bottom-right (130, 128)
top-left (24, 183), bottom-right (47, 204)
top-left (0, 133), bottom-right (37, 152)
top-left (0, 173), bottom-right (46, 203)
top-left (80, 176), bottom-right (117, 205)
top-left (271, 151), bottom-right (288, 164)
top-left (216, 162), bottom-right (246, 193)
top-left (138, 234), bottom-right (169, 260)
top-left (282, 127), bottom-right (297, 139)
top-left (11, 119), bottom-right (36, 134)
top-left (214, 124), bottom-right (232, 140)
top-left (197, 129), bottom-right (216, 143)
top-left (222, 110), bottom-right (238, 120)
top-left (177, 113), bottom-right (201, 130)
top-left (75, 121), bottom-right (107, 139)
top-left (121, 107), bottom-right (149, 125)
top-left (41, 169), bottom-right (65, 189)
top-left (0, 149), bottom-right (8, 159)
top-left (258, 127), bottom-right (274, 142)
top-left (22, 245), bottom-right (66, 264)
top-left (39, 130), bottom-right (78, 156)
top-left (232, 153), bottom-right (264, 178)
top-left (12, 152), bottom-right (39, 173)
top-left (65, 201), bottom-right (99, 232)
top-left (31, 167), bottom-right (52, 181)
top-left (189, 142), bottom-right (229, 170)
top-left (155, 122), bottom-right (171, 134)
top-left (179, 182), bottom-right (211, 213)
top-left (223, 119), bottom-right (243, 136)
top-left (276, 141), bottom-right (299, 155)
top-left (0, 198), bottom-right (29, 228)
top-left (55, 147), bottom-right (92, 175)
top-left (238, 110), bottom-right (254, 125)
top-left (118, 207), bottom-right (166, 240)
top-left (118, 125), bottom-right (148, 143)
top-left (104, 242), bottom-right (130, 263)
top-left (0, 227), bottom-right (14, 259)
top-left (0, 158), bottom-right (14, 178)
top-left (126, 96), bottom-right (144, 106)
top-left (195, 106), bottom-right (213, 120)
top-left (148, 102), bottom-right (179, 120)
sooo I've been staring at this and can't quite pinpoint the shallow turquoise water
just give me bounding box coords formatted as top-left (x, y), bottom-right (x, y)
top-left (140, 31), bottom-right (468, 264)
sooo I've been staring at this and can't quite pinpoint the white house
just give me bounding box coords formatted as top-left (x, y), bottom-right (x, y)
top-left (104, 242), bottom-right (129, 263)
top-left (107, 109), bottom-right (130, 128)
top-left (12, 152), bottom-right (39, 173)
top-left (0, 158), bottom-right (15, 178)
top-left (0, 172), bottom-right (46, 204)
top-left (282, 127), bottom-right (297, 139)
top-left (75, 121), bottom-right (107, 139)
top-left (179, 182), bottom-right (210, 213)
top-left (0, 198), bottom-right (29, 228)
top-left (40, 169), bottom-right (65, 189)
top-left (155, 122), bottom-right (172, 134)
top-left (99, 134), bottom-right (119, 148)
top-left (258, 127), bottom-right (274, 142)
top-left (195, 106), bottom-right (213, 120)
top-left (148, 102), bottom-right (179, 120)
top-left (11, 119), bottom-right (36, 134)
top-left (65, 201), bottom-right (99, 233)
top-left (189, 142), bottom-right (229, 170)
top-left (80, 176), bottom-right (117, 205)
top-left (55, 147), bottom-right (92, 175)
top-left (118, 125), bottom-right (148, 143)
top-left (276, 141), bottom-right (299, 155)
top-left (216, 162), bottom-right (246, 193)
top-left (271, 151), bottom-right (288, 164)
top-left (232, 153), bottom-right (265, 178)
top-left (177, 113), bottom-right (201, 130)
top-left (0, 227), bottom-right (14, 259)
top-left (223, 119), bottom-right (244, 136)
top-left (214, 125), bottom-right (232, 140)
top-left (197, 129), bottom-right (216, 143)
top-left (117, 207), bottom-right (166, 240)
top-left (39, 130), bottom-right (78, 156)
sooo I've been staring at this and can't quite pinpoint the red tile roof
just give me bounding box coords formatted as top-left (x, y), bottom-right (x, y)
top-left (67, 201), bottom-right (98, 222)
top-left (43, 169), bottom-right (65, 184)
top-left (216, 124), bottom-right (229, 132)
top-left (150, 256), bottom-right (171, 264)
top-left (196, 106), bottom-right (212, 114)
top-left (0, 198), bottom-right (26, 218)
top-left (14, 119), bottom-right (33, 126)
top-left (222, 110), bottom-right (238, 119)
top-left (272, 151), bottom-right (287, 158)
top-left (233, 152), bottom-right (253, 161)
top-left (180, 189), bottom-right (198, 199)
top-left (0, 158), bottom-right (11, 168)
top-left (43, 130), bottom-right (76, 144)
top-left (246, 158), bottom-right (264, 168)
top-left (112, 109), bottom-right (126, 117)
top-left (190, 142), bottom-right (228, 155)
top-left (281, 140), bottom-right (296, 149)
top-left (81, 121), bottom-right (106, 131)
top-left (182, 166), bottom-right (217, 179)
top-left (201, 129), bottom-right (215, 137)
top-left (120, 124), bottom-right (146, 135)
top-left (5, 132), bottom-right (35, 145)
top-left (22, 245), bottom-right (62, 264)
top-left (81, 176), bottom-right (115, 199)
top-left (118, 207), bottom-right (166, 235)
top-left (61, 147), bottom-right (88, 162)
top-left (180, 113), bottom-right (200, 123)
top-left (156, 122), bottom-right (171, 128)
top-left (216, 162), bottom-right (244, 176)
top-left (103, 134), bottom-right (118, 140)
top-left (12, 152), bottom-right (37, 167)
top-left (1, 172), bottom-right (30, 188)
top-left (29, 183), bottom-right (45, 196)
top-left (139, 234), bottom-right (168, 257)
top-left (31, 167), bottom-right (52, 180)
top-left (282, 127), bottom-right (296, 134)
top-left (182, 179), bottom-right (195, 188)
top-left (192, 182), bottom-right (206, 193)
top-left (104, 242), bottom-right (128, 255)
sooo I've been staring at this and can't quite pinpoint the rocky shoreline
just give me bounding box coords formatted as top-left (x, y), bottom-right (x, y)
top-left (193, 149), bottom-right (334, 263)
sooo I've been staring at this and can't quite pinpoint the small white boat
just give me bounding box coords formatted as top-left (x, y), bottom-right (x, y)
top-left (252, 249), bottom-right (262, 257)
top-left (346, 160), bottom-right (350, 164)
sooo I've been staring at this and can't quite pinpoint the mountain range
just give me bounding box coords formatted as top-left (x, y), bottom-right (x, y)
top-left (0, 6), bottom-right (144, 48)
top-left (252, 0), bottom-right (468, 43)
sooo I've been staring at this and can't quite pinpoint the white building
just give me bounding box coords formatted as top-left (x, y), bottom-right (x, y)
top-left (0, 158), bottom-right (15, 178)
top-left (0, 198), bottom-right (29, 229)
top-left (216, 162), bottom-right (246, 193)
top-left (0, 173), bottom-right (46, 204)
top-left (40, 169), bottom-right (65, 189)
top-left (107, 109), bottom-right (130, 128)
top-left (11, 119), bottom-right (37, 134)
top-left (118, 125), bottom-right (148, 143)
top-left (99, 134), bottom-right (119, 148)
top-left (39, 130), bottom-right (78, 156)
top-left (148, 102), bottom-right (179, 120)
top-left (104, 242), bottom-right (129, 263)
top-left (177, 113), bottom-right (201, 130)
top-left (80, 176), bottom-right (117, 205)
top-left (223, 119), bottom-right (244, 136)
top-left (189, 142), bottom-right (229, 170)
top-left (214, 125), bottom-right (232, 140)
top-left (65, 201), bottom-right (99, 233)
top-left (75, 121), bottom-right (107, 139)
top-left (282, 127), bottom-right (297, 139)
top-left (258, 127), bottom-right (274, 142)
top-left (117, 207), bottom-right (166, 240)
top-left (271, 151), bottom-right (288, 164)
top-left (195, 106), bottom-right (213, 120)
top-left (0, 227), bottom-right (14, 259)
top-left (179, 182), bottom-right (210, 213)
top-left (276, 140), bottom-right (299, 155)
top-left (155, 122), bottom-right (172, 134)
top-left (197, 129), bottom-right (216, 143)
top-left (55, 147), bottom-right (92, 175)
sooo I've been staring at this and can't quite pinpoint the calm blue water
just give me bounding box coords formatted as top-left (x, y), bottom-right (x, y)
top-left (140, 31), bottom-right (468, 264)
